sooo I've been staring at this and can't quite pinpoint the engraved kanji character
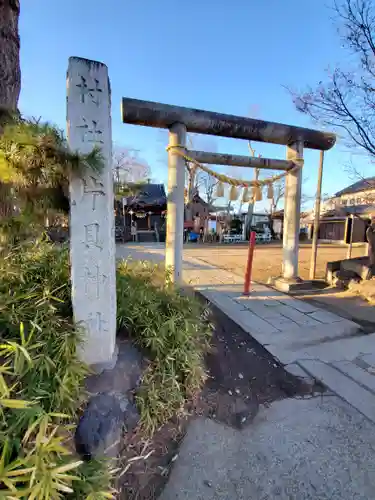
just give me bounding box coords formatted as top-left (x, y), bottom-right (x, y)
top-left (76, 76), bottom-right (102, 106)
top-left (83, 265), bottom-right (108, 299)
top-left (87, 312), bottom-right (108, 333)
top-left (76, 118), bottom-right (104, 144)
top-left (83, 176), bottom-right (105, 211)
top-left (83, 222), bottom-right (102, 249)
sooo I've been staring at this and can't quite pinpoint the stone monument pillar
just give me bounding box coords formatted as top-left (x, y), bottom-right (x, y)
top-left (66, 57), bottom-right (116, 367)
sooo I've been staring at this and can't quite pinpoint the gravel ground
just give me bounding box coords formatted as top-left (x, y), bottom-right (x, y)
top-left (183, 242), bottom-right (366, 283)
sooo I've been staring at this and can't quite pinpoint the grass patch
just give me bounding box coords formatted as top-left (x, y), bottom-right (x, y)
top-left (116, 260), bottom-right (212, 433)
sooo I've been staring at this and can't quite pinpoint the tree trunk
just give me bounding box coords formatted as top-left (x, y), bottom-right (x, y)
top-left (0, 0), bottom-right (21, 113)
top-left (0, 0), bottom-right (20, 218)
top-left (186, 165), bottom-right (197, 221)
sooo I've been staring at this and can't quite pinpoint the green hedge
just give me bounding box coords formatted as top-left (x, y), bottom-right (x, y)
top-left (0, 243), bottom-right (212, 497)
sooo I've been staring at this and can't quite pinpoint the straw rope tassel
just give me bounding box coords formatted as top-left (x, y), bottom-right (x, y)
top-left (254, 184), bottom-right (262, 201)
top-left (229, 185), bottom-right (238, 201)
top-left (242, 186), bottom-right (250, 203)
top-left (215, 182), bottom-right (225, 198)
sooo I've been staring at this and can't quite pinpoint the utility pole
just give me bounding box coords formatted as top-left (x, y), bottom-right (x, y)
top-left (309, 151), bottom-right (324, 280)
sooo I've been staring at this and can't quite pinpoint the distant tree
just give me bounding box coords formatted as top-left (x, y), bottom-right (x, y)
top-left (184, 133), bottom-right (219, 202)
top-left (196, 170), bottom-right (218, 207)
top-left (113, 146), bottom-right (151, 184)
top-left (269, 178), bottom-right (285, 215)
top-left (112, 146), bottom-right (151, 200)
top-left (292, 0), bottom-right (375, 159)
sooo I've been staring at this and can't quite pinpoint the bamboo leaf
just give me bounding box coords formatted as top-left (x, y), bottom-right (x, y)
top-left (0, 398), bottom-right (32, 409)
top-left (50, 461), bottom-right (83, 474)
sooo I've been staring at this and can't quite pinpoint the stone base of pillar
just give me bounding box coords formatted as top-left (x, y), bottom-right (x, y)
top-left (90, 343), bottom-right (119, 375)
top-left (268, 276), bottom-right (314, 294)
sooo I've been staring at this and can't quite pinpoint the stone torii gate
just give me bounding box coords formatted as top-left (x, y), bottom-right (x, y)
top-left (121, 97), bottom-right (336, 288)
top-left (66, 56), bottom-right (335, 368)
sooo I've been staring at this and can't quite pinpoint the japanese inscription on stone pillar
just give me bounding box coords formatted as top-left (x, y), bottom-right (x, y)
top-left (67, 57), bottom-right (116, 366)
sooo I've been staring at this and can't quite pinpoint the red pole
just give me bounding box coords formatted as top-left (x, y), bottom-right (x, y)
top-left (244, 231), bottom-right (256, 295)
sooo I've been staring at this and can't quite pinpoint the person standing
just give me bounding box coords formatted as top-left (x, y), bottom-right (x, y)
top-left (366, 217), bottom-right (375, 272)
top-left (131, 221), bottom-right (137, 242)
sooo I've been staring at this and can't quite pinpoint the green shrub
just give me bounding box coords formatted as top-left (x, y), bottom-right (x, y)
top-left (0, 242), bottom-right (212, 496)
top-left (0, 240), bottom-right (112, 499)
top-left (116, 260), bottom-right (212, 433)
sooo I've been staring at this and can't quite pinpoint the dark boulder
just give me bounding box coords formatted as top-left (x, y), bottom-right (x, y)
top-left (75, 392), bottom-right (139, 460)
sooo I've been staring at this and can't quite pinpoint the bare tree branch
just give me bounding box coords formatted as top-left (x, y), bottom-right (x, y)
top-left (291, 0), bottom-right (375, 159)
top-left (196, 170), bottom-right (219, 206)
top-left (113, 146), bottom-right (151, 184)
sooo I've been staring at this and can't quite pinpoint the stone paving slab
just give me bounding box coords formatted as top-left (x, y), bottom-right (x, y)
top-left (298, 359), bottom-right (375, 425)
top-left (233, 309), bottom-right (280, 335)
top-left (284, 362), bottom-right (316, 386)
top-left (261, 314), bottom-right (301, 330)
top-left (286, 318), bottom-right (361, 340)
top-left (361, 353), bottom-right (375, 366)
top-left (276, 296), bottom-right (320, 313)
top-left (331, 360), bottom-right (375, 395)
top-left (204, 291), bottom-right (279, 335)
top-left (184, 256), bottom-right (362, 342)
top-left (257, 328), bottom-right (363, 369)
top-left (200, 290), bottom-right (248, 317)
top-left (291, 333), bottom-right (375, 363)
top-left (234, 298), bottom-right (287, 319)
top-left (197, 284), bottom-right (362, 348)
top-left (271, 304), bottom-right (322, 327)
top-left (308, 309), bottom-right (345, 324)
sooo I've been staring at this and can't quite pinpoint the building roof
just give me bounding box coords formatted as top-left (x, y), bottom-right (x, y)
top-left (271, 209), bottom-right (284, 219)
top-left (335, 177), bottom-right (375, 197)
top-left (317, 204), bottom-right (374, 221)
top-left (124, 183), bottom-right (166, 208)
top-left (186, 193), bottom-right (215, 213)
top-left (302, 204), bottom-right (375, 223)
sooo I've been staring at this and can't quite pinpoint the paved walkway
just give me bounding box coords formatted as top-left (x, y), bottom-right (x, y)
top-left (117, 244), bottom-right (375, 498)
top-left (161, 397), bottom-right (375, 500)
top-left (117, 244), bottom-right (375, 424)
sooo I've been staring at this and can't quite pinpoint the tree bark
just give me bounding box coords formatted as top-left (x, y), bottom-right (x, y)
top-left (0, 0), bottom-right (20, 219)
top-left (0, 0), bottom-right (20, 113)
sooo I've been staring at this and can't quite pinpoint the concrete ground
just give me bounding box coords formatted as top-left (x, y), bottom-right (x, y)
top-left (161, 397), bottom-right (375, 500)
top-left (116, 243), bottom-right (375, 499)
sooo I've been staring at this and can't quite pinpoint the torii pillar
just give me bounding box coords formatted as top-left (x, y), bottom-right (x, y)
top-left (273, 141), bottom-right (305, 292)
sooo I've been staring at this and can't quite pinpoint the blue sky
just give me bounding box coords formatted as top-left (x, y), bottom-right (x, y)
top-left (19, 0), bottom-right (372, 209)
